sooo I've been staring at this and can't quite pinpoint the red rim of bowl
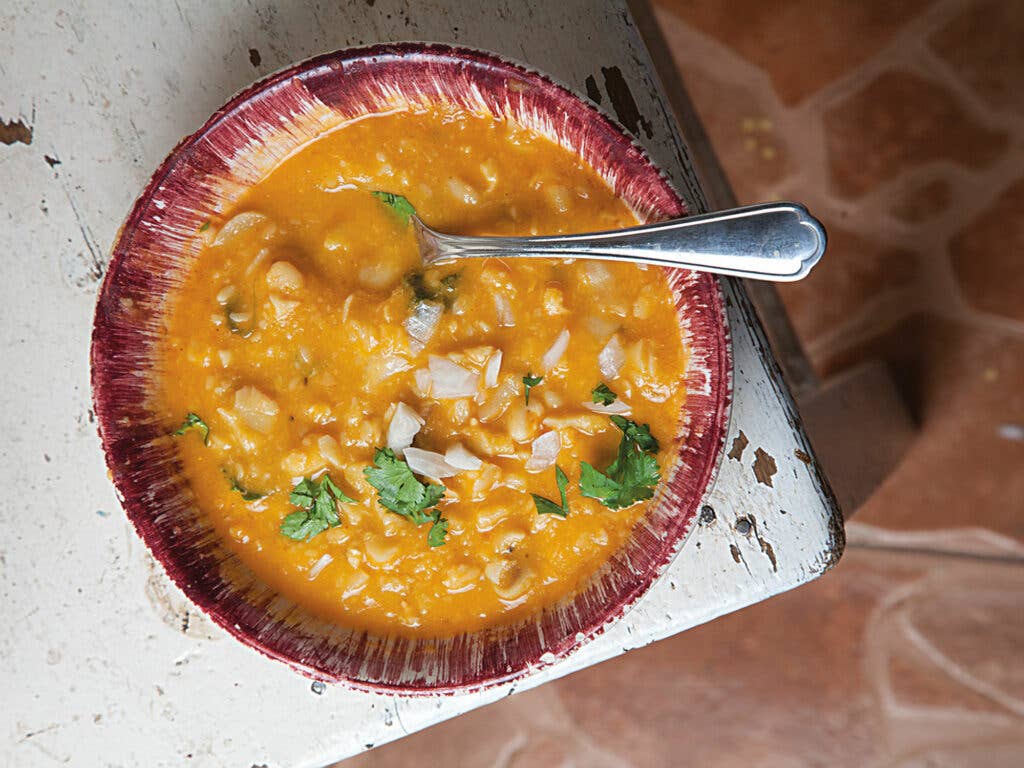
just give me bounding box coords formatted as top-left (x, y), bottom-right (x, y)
top-left (90, 42), bottom-right (732, 694)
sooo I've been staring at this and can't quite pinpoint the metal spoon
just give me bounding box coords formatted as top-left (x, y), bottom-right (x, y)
top-left (415, 201), bottom-right (826, 281)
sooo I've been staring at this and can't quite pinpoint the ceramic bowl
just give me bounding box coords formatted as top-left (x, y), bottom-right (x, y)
top-left (91, 43), bottom-right (731, 693)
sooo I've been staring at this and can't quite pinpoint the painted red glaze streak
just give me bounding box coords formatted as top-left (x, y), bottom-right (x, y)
top-left (90, 43), bottom-right (732, 694)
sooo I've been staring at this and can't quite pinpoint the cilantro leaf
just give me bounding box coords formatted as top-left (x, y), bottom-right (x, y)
top-left (609, 415), bottom-right (659, 453)
top-left (405, 271), bottom-right (434, 302)
top-left (364, 448), bottom-right (450, 547)
top-left (198, 220), bottom-right (211, 232)
top-left (280, 473), bottom-right (354, 541)
top-left (579, 419), bottom-right (661, 510)
top-left (591, 383), bottom-right (617, 405)
top-left (555, 465), bottom-right (570, 507)
top-left (427, 513), bottom-right (449, 547)
top-left (421, 482), bottom-right (446, 509)
top-left (407, 508), bottom-right (436, 525)
top-left (531, 465), bottom-right (570, 517)
top-left (228, 475), bottom-right (264, 501)
top-left (579, 461), bottom-right (622, 503)
top-left (364, 448), bottom-right (443, 517)
top-left (280, 510), bottom-right (330, 541)
top-left (174, 412), bottom-right (209, 445)
top-left (531, 495), bottom-right (564, 516)
top-left (371, 190), bottom-right (417, 224)
top-left (579, 450), bottom-right (659, 510)
top-left (405, 270), bottom-right (460, 309)
top-left (288, 478), bottom-right (313, 506)
top-left (223, 293), bottom-right (255, 337)
top-left (523, 373), bottom-right (543, 405)
top-left (320, 474), bottom-right (355, 504)
top-left (438, 273), bottom-right (459, 308)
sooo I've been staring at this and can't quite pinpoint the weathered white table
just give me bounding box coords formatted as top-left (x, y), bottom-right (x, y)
top-left (0, 2), bottom-right (842, 765)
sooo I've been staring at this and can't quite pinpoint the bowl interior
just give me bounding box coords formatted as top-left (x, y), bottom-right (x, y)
top-left (91, 43), bottom-right (731, 693)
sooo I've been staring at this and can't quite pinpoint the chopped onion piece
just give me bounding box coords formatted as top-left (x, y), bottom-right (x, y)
top-left (494, 293), bottom-right (515, 327)
top-left (525, 430), bottom-right (561, 472)
top-left (540, 329), bottom-right (570, 373)
top-left (318, 434), bottom-right (344, 466)
top-left (405, 300), bottom-right (443, 352)
top-left (598, 334), bottom-right (625, 379)
top-left (478, 375), bottom-right (518, 422)
top-left (484, 349), bottom-right (503, 388)
top-left (234, 385), bottom-right (279, 433)
top-left (404, 447), bottom-right (459, 478)
top-left (582, 260), bottom-right (613, 288)
top-left (386, 402), bottom-right (425, 454)
top-left (445, 443), bottom-right (483, 471)
top-left (584, 400), bottom-right (632, 415)
top-left (585, 314), bottom-right (618, 340)
top-left (429, 355), bottom-right (479, 398)
top-left (381, 355), bottom-right (412, 379)
top-left (413, 368), bottom-right (432, 397)
top-left (307, 553), bottom-right (333, 581)
top-left (447, 177), bottom-right (480, 205)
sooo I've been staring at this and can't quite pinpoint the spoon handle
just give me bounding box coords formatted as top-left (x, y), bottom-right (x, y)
top-left (418, 202), bottom-right (826, 281)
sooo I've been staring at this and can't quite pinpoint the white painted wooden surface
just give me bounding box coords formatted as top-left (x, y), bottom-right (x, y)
top-left (0, 1), bottom-right (842, 766)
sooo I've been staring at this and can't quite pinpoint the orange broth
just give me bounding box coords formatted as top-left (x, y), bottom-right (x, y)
top-left (158, 107), bottom-right (688, 638)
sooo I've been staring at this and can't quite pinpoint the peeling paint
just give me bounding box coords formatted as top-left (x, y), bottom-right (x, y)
top-left (727, 430), bottom-right (748, 461)
top-left (753, 447), bottom-right (778, 487)
top-left (760, 538), bottom-right (777, 571)
top-left (0, 118), bottom-right (33, 145)
top-left (748, 516), bottom-right (778, 572)
top-left (584, 74), bottom-right (602, 104)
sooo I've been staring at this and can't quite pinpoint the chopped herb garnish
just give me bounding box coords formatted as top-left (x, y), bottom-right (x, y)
top-left (427, 512), bottom-right (449, 547)
top-left (173, 412), bottom-right (209, 445)
top-left (405, 270), bottom-right (460, 308)
top-left (406, 271), bottom-right (433, 302)
top-left (371, 190), bottom-right (417, 224)
top-left (523, 373), bottom-right (543, 405)
top-left (364, 448), bottom-right (448, 547)
top-left (364, 448), bottom-right (444, 516)
top-left (438, 273), bottom-right (459, 307)
top-left (198, 220), bottom-right (211, 232)
top-left (223, 287), bottom-right (256, 337)
top-left (591, 383), bottom-right (617, 405)
top-left (579, 418), bottom-right (661, 510)
top-left (226, 473), bottom-right (263, 501)
top-left (531, 465), bottom-right (570, 517)
top-left (280, 474), bottom-right (354, 541)
top-left (609, 414), bottom-right (659, 453)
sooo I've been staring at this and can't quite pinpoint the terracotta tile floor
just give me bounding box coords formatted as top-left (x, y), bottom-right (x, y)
top-left (341, 1), bottom-right (1024, 763)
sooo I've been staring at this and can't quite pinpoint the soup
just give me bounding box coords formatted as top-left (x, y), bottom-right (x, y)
top-left (158, 106), bottom-right (688, 638)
